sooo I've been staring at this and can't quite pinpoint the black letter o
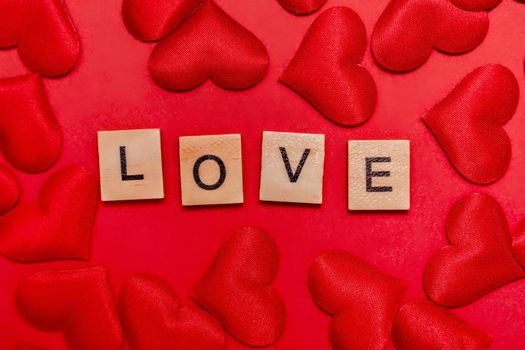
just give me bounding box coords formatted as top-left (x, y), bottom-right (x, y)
top-left (193, 155), bottom-right (226, 190)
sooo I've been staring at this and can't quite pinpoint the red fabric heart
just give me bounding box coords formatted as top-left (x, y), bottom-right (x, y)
top-left (15, 266), bottom-right (122, 350)
top-left (122, 0), bottom-right (202, 41)
top-left (0, 74), bottom-right (61, 173)
top-left (422, 64), bottom-right (518, 185)
top-left (392, 300), bottom-right (491, 349)
top-left (308, 250), bottom-right (407, 350)
top-left (192, 226), bottom-right (286, 347)
top-left (120, 273), bottom-right (225, 350)
top-left (0, 165), bottom-right (98, 262)
top-left (0, 0), bottom-right (79, 76)
top-left (371, 0), bottom-right (488, 72)
top-left (277, 0), bottom-right (326, 15)
top-left (0, 164), bottom-right (19, 215)
top-left (450, 0), bottom-right (502, 11)
top-left (280, 7), bottom-right (376, 127)
top-left (423, 193), bottom-right (524, 307)
top-left (149, 0), bottom-right (269, 91)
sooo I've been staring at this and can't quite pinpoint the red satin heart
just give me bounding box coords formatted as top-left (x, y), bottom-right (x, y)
top-left (0, 164), bottom-right (19, 215)
top-left (308, 250), bottom-right (407, 350)
top-left (192, 226), bottom-right (286, 347)
top-left (15, 266), bottom-right (123, 350)
top-left (423, 193), bottom-right (524, 307)
top-left (0, 166), bottom-right (98, 262)
top-left (0, 74), bottom-right (61, 173)
top-left (149, 0), bottom-right (269, 91)
top-left (280, 7), bottom-right (376, 127)
top-left (422, 64), bottom-right (518, 185)
top-left (122, 0), bottom-right (202, 41)
top-left (120, 274), bottom-right (225, 350)
top-left (450, 0), bottom-right (502, 11)
top-left (0, 0), bottom-right (79, 76)
top-left (372, 0), bottom-right (488, 72)
top-left (392, 300), bottom-right (492, 349)
top-left (277, 0), bottom-right (327, 15)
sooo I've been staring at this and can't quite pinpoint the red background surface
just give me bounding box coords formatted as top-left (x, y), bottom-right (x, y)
top-left (1, 0), bottom-right (525, 348)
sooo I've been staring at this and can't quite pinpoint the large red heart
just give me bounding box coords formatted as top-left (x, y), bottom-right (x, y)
top-left (0, 164), bottom-right (19, 215)
top-left (308, 250), bottom-right (407, 350)
top-left (192, 226), bottom-right (286, 347)
top-left (149, 0), bottom-right (269, 91)
top-left (119, 273), bottom-right (225, 350)
top-left (280, 7), bottom-right (376, 127)
top-left (122, 0), bottom-right (202, 41)
top-left (0, 165), bottom-right (98, 262)
top-left (15, 266), bottom-right (122, 350)
top-left (422, 64), bottom-right (519, 185)
top-left (0, 74), bottom-right (61, 173)
top-left (392, 300), bottom-right (491, 349)
top-left (450, 0), bottom-right (502, 11)
top-left (277, 0), bottom-right (327, 15)
top-left (371, 0), bottom-right (488, 72)
top-left (0, 0), bottom-right (79, 76)
top-left (423, 193), bottom-right (524, 307)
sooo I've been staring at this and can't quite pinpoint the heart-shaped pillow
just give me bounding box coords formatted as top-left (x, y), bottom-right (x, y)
top-left (308, 250), bottom-right (407, 350)
top-left (192, 226), bottom-right (286, 347)
top-left (119, 273), bottom-right (225, 350)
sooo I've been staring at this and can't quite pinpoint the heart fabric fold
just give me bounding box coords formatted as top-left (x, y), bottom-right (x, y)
top-left (423, 193), bottom-right (524, 307)
top-left (192, 226), bottom-right (286, 347)
top-left (308, 250), bottom-right (407, 350)
top-left (0, 164), bottom-right (19, 215)
top-left (119, 273), bottom-right (226, 350)
top-left (15, 266), bottom-right (122, 350)
top-left (450, 0), bottom-right (502, 11)
top-left (0, 165), bottom-right (98, 262)
top-left (277, 0), bottom-right (327, 14)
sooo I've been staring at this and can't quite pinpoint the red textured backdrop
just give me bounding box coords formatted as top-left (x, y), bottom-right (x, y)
top-left (1, 0), bottom-right (525, 348)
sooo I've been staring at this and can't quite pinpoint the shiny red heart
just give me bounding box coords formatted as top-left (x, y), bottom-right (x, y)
top-left (0, 166), bottom-right (98, 262)
top-left (280, 7), bottom-right (376, 127)
top-left (372, 0), bottom-right (488, 72)
top-left (422, 64), bottom-right (518, 185)
top-left (423, 193), bottom-right (524, 307)
top-left (0, 74), bottom-right (61, 173)
top-left (0, 164), bottom-right (19, 215)
top-left (119, 274), bottom-right (225, 350)
top-left (392, 300), bottom-right (492, 349)
top-left (15, 266), bottom-right (122, 350)
top-left (450, 0), bottom-right (502, 11)
top-left (149, 0), bottom-right (269, 91)
top-left (277, 0), bottom-right (326, 15)
top-left (122, 0), bottom-right (202, 41)
top-left (0, 0), bottom-right (79, 76)
top-left (308, 250), bottom-right (407, 350)
top-left (192, 226), bottom-right (286, 347)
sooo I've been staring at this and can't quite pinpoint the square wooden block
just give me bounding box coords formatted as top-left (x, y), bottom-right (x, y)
top-left (179, 134), bottom-right (243, 206)
top-left (98, 129), bottom-right (164, 201)
top-left (348, 140), bottom-right (410, 210)
top-left (260, 131), bottom-right (325, 204)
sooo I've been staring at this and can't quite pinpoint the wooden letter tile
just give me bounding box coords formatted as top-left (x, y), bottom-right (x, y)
top-left (260, 131), bottom-right (325, 204)
top-left (98, 129), bottom-right (164, 201)
top-left (348, 140), bottom-right (410, 210)
top-left (179, 134), bottom-right (243, 206)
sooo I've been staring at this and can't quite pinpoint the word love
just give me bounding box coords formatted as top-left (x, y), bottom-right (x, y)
top-left (97, 129), bottom-right (410, 210)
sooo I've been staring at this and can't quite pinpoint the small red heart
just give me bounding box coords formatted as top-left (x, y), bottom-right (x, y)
top-left (372, 0), bottom-right (488, 72)
top-left (280, 7), bottom-right (376, 127)
top-left (192, 226), bottom-right (286, 347)
top-left (277, 0), bottom-right (326, 15)
top-left (308, 250), bottom-right (407, 350)
top-left (119, 274), bottom-right (225, 350)
top-left (450, 0), bottom-right (502, 11)
top-left (122, 0), bottom-right (202, 41)
top-left (392, 300), bottom-right (492, 349)
top-left (0, 0), bottom-right (79, 76)
top-left (0, 164), bottom-right (19, 215)
top-left (0, 165), bottom-right (98, 262)
top-left (422, 64), bottom-right (518, 185)
top-left (149, 0), bottom-right (269, 91)
top-left (0, 74), bottom-right (61, 173)
top-left (15, 266), bottom-right (123, 350)
top-left (423, 193), bottom-right (524, 307)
